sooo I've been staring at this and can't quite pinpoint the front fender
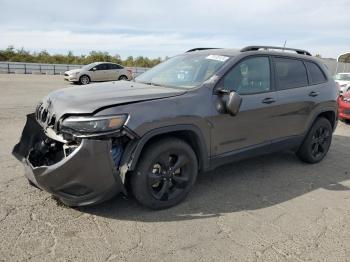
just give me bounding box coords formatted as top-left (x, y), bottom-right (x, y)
top-left (121, 124), bottom-right (210, 172)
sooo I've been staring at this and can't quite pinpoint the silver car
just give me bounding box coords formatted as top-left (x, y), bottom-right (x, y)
top-left (64, 62), bottom-right (132, 85)
top-left (334, 73), bottom-right (350, 94)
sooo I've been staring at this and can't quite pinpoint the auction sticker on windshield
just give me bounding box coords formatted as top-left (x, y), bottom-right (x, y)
top-left (206, 55), bottom-right (229, 62)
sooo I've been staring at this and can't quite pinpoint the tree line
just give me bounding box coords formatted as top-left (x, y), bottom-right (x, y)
top-left (0, 46), bottom-right (163, 68)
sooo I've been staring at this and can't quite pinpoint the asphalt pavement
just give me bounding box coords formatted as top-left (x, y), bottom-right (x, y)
top-left (1, 74), bottom-right (349, 261)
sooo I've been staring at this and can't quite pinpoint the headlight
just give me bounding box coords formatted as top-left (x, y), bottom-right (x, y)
top-left (72, 72), bottom-right (79, 76)
top-left (61, 115), bottom-right (128, 134)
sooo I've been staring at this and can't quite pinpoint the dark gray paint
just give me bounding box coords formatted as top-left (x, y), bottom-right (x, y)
top-left (13, 48), bottom-right (339, 206)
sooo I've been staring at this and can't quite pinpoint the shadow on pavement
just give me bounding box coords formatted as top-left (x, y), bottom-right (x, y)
top-left (79, 134), bottom-right (350, 222)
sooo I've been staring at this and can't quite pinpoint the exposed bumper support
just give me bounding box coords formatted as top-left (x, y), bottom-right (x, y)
top-left (13, 114), bottom-right (125, 206)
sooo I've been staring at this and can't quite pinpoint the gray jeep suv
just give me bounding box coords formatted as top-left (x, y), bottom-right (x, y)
top-left (13, 46), bottom-right (338, 209)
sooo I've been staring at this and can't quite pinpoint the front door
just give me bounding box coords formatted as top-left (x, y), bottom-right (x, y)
top-left (91, 63), bottom-right (109, 81)
top-left (210, 56), bottom-right (278, 156)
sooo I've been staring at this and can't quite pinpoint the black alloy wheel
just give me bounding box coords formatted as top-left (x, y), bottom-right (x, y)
top-left (297, 117), bottom-right (332, 163)
top-left (131, 138), bottom-right (198, 209)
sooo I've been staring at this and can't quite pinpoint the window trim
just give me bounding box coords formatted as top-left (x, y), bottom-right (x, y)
top-left (304, 61), bottom-right (328, 86)
top-left (213, 55), bottom-right (275, 96)
top-left (272, 56), bottom-right (310, 91)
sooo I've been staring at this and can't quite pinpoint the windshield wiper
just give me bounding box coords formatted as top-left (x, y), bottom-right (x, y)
top-left (140, 81), bottom-right (162, 87)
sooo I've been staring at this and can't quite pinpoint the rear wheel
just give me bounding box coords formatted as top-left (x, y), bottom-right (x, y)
top-left (118, 75), bottom-right (128, 81)
top-left (79, 75), bottom-right (90, 85)
top-left (297, 117), bottom-right (332, 163)
top-left (131, 138), bottom-right (198, 209)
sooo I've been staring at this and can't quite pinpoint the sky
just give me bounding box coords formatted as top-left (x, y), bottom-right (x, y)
top-left (0, 0), bottom-right (349, 59)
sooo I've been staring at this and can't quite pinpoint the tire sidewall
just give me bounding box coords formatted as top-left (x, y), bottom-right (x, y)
top-left (79, 75), bottom-right (90, 85)
top-left (131, 138), bottom-right (198, 209)
top-left (298, 117), bottom-right (332, 163)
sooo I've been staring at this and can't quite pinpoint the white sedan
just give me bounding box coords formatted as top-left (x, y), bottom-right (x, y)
top-left (64, 62), bottom-right (133, 85)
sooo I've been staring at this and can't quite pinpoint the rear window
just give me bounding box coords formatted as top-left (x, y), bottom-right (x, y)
top-left (274, 57), bottom-right (308, 90)
top-left (306, 62), bottom-right (326, 84)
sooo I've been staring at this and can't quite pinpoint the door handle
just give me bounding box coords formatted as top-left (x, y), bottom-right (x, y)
top-left (262, 97), bottom-right (276, 104)
top-left (309, 91), bottom-right (319, 97)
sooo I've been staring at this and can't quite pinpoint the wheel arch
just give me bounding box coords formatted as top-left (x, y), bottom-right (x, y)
top-left (317, 110), bottom-right (337, 129)
top-left (124, 125), bottom-right (210, 173)
top-left (305, 107), bottom-right (337, 136)
top-left (118, 75), bottom-right (128, 80)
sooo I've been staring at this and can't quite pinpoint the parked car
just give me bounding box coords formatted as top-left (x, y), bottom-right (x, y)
top-left (338, 91), bottom-right (350, 123)
top-left (13, 46), bottom-right (338, 209)
top-left (334, 73), bottom-right (350, 94)
top-left (64, 62), bottom-right (132, 85)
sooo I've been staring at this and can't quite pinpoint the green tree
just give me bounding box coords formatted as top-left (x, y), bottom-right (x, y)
top-left (0, 46), bottom-right (163, 67)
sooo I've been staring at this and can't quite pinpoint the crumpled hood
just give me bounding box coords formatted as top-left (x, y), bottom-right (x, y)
top-left (39, 81), bottom-right (186, 121)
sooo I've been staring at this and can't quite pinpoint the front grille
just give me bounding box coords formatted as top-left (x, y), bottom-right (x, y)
top-left (64, 73), bottom-right (69, 77)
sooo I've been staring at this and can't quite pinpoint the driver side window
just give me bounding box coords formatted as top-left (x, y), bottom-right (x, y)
top-left (95, 64), bottom-right (108, 70)
top-left (221, 56), bottom-right (271, 95)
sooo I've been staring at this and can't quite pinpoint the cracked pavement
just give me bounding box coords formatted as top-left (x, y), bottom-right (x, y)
top-left (0, 74), bottom-right (350, 261)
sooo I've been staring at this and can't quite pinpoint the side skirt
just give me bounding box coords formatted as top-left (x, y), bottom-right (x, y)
top-left (208, 135), bottom-right (304, 171)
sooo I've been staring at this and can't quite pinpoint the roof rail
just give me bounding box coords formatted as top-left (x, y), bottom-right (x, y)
top-left (186, 48), bottom-right (220, 53)
top-left (240, 46), bottom-right (312, 56)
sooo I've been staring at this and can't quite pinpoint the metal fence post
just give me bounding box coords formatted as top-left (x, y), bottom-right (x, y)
top-left (53, 65), bottom-right (56, 75)
top-left (24, 64), bottom-right (27, 74)
top-left (7, 63), bottom-right (10, 74)
top-left (39, 65), bottom-right (42, 74)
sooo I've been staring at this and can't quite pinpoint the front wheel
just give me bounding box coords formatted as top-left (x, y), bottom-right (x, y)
top-left (297, 117), bottom-right (332, 163)
top-left (131, 138), bottom-right (198, 209)
top-left (79, 75), bottom-right (90, 85)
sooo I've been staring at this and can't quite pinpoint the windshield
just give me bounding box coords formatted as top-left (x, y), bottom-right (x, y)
top-left (135, 54), bottom-right (231, 89)
top-left (334, 74), bottom-right (350, 81)
top-left (81, 62), bottom-right (98, 70)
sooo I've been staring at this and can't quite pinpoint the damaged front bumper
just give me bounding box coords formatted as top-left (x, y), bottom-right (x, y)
top-left (12, 114), bottom-right (125, 206)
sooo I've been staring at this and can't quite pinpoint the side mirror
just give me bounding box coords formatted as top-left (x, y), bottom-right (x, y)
top-left (91, 67), bottom-right (97, 71)
top-left (216, 89), bottom-right (242, 116)
top-left (226, 91), bottom-right (242, 116)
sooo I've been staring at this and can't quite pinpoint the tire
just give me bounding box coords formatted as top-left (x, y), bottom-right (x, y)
top-left (297, 117), bottom-right (332, 163)
top-left (118, 75), bottom-right (128, 81)
top-left (131, 138), bottom-right (198, 209)
top-left (79, 75), bottom-right (90, 85)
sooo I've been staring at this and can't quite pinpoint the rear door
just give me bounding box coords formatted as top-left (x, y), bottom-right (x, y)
top-left (210, 56), bottom-right (278, 156)
top-left (270, 56), bottom-right (323, 140)
top-left (107, 64), bottom-right (122, 80)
